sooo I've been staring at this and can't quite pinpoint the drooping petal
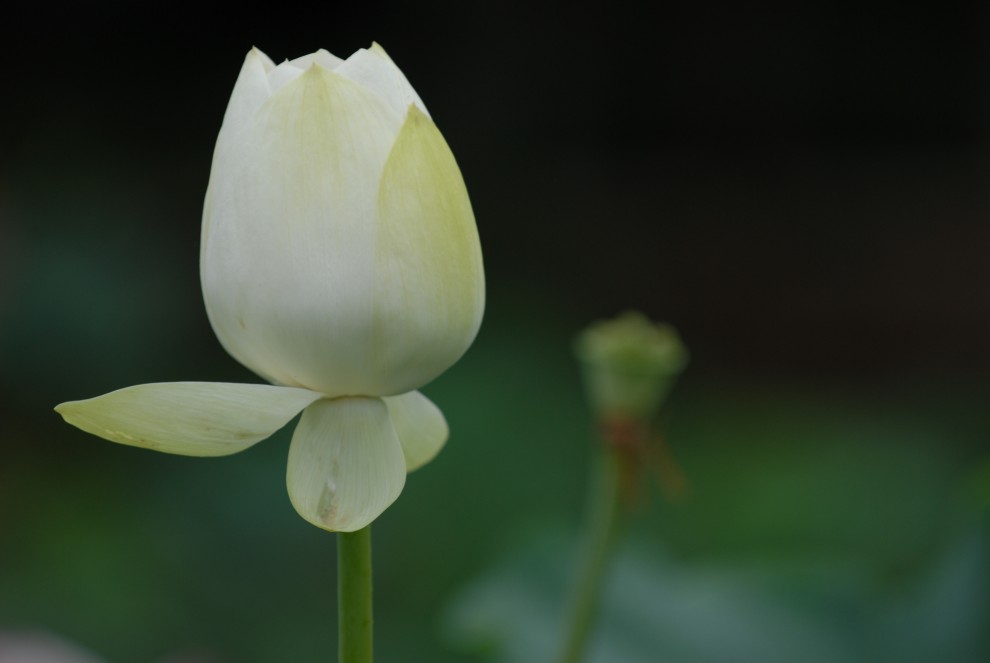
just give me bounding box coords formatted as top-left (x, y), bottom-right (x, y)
top-left (369, 105), bottom-right (486, 395)
top-left (286, 397), bottom-right (406, 532)
top-left (55, 382), bottom-right (323, 457)
top-left (336, 45), bottom-right (429, 120)
top-left (202, 64), bottom-right (405, 397)
top-left (383, 391), bottom-right (449, 472)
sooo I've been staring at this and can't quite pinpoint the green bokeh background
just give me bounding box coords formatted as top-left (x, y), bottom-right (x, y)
top-left (2, 2), bottom-right (989, 661)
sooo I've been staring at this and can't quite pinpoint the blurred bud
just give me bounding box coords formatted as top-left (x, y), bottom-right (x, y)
top-left (574, 311), bottom-right (687, 425)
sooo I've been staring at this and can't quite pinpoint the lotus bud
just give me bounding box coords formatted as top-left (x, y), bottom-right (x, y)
top-left (202, 44), bottom-right (484, 397)
top-left (56, 44), bottom-right (484, 532)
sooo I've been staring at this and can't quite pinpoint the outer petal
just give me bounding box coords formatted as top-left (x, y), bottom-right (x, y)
top-left (266, 60), bottom-right (305, 94)
top-left (201, 65), bottom-right (404, 397)
top-left (55, 382), bottom-right (323, 456)
top-left (369, 105), bottom-right (486, 395)
top-left (336, 45), bottom-right (430, 120)
top-left (383, 391), bottom-right (449, 471)
top-left (286, 397), bottom-right (406, 532)
top-left (289, 48), bottom-right (345, 72)
top-left (214, 48), bottom-right (274, 151)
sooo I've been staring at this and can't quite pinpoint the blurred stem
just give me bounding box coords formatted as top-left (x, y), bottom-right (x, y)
top-left (338, 525), bottom-right (373, 663)
top-left (558, 448), bottom-right (626, 663)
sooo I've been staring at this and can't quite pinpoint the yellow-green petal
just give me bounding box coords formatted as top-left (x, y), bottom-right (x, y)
top-left (286, 397), bottom-right (406, 532)
top-left (384, 391), bottom-right (449, 472)
top-left (370, 105), bottom-right (486, 395)
top-left (289, 48), bottom-right (344, 72)
top-left (55, 382), bottom-right (323, 457)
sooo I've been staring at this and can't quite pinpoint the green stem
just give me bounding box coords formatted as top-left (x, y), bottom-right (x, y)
top-left (338, 525), bottom-right (373, 663)
top-left (558, 450), bottom-right (626, 663)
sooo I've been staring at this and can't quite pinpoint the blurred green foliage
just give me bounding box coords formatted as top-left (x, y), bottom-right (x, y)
top-left (2, 7), bottom-right (988, 660)
top-left (443, 373), bottom-right (990, 663)
top-left (2, 273), bottom-right (987, 660)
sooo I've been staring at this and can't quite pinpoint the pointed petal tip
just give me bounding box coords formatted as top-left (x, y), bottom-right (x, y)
top-left (54, 398), bottom-right (87, 421)
top-left (54, 382), bottom-right (323, 457)
top-left (405, 101), bottom-right (429, 122)
top-left (54, 399), bottom-right (90, 425)
top-left (302, 61), bottom-right (329, 77)
top-left (369, 42), bottom-right (390, 59)
top-left (53, 399), bottom-right (80, 425)
top-left (246, 46), bottom-right (275, 72)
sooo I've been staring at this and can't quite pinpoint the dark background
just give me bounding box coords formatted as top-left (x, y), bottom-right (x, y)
top-left (6, 3), bottom-right (990, 382)
top-left (2, 2), bottom-right (989, 662)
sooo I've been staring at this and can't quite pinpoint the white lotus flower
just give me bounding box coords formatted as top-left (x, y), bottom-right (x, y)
top-left (55, 44), bottom-right (485, 532)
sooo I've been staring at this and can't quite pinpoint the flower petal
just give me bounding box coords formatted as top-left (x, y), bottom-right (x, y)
top-left (383, 391), bottom-right (448, 472)
top-left (369, 105), bottom-right (486, 395)
top-left (289, 48), bottom-right (345, 72)
top-left (286, 397), bottom-right (406, 532)
top-left (266, 60), bottom-right (305, 94)
top-left (201, 64), bottom-right (405, 397)
top-left (217, 48), bottom-right (275, 146)
top-left (55, 382), bottom-right (323, 456)
top-left (336, 44), bottom-right (430, 120)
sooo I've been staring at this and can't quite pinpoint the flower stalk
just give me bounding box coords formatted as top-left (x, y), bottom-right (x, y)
top-left (559, 312), bottom-right (688, 663)
top-left (338, 526), bottom-right (374, 663)
top-left (558, 446), bottom-right (625, 663)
